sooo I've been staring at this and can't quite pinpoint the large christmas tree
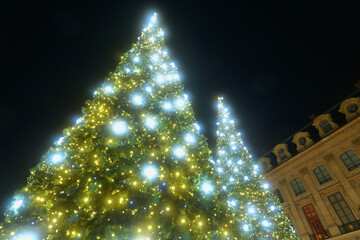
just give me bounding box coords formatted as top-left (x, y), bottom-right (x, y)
top-left (1, 13), bottom-right (297, 240)
top-left (213, 97), bottom-right (298, 239)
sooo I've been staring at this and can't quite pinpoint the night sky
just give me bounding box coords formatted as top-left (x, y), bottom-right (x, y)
top-left (2, 0), bottom-right (360, 218)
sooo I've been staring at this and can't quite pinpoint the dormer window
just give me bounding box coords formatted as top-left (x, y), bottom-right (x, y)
top-left (258, 157), bottom-right (272, 173)
top-left (273, 144), bottom-right (291, 164)
top-left (298, 137), bottom-right (306, 146)
top-left (312, 114), bottom-right (338, 137)
top-left (292, 132), bottom-right (313, 152)
top-left (347, 103), bottom-right (358, 113)
top-left (339, 97), bottom-right (360, 121)
top-left (319, 120), bottom-right (333, 134)
top-left (278, 148), bottom-right (287, 161)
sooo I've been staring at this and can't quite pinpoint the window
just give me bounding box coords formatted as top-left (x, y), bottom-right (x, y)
top-left (302, 204), bottom-right (329, 239)
top-left (313, 165), bottom-right (332, 184)
top-left (319, 120), bottom-right (333, 134)
top-left (347, 103), bottom-right (358, 113)
top-left (273, 189), bottom-right (284, 203)
top-left (328, 192), bottom-right (356, 224)
top-left (278, 148), bottom-right (287, 161)
top-left (298, 137), bottom-right (307, 146)
top-left (291, 178), bottom-right (306, 196)
top-left (340, 150), bottom-right (360, 171)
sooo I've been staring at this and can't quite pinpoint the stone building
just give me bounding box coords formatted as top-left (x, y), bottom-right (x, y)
top-left (259, 92), bottom-right (360, 240)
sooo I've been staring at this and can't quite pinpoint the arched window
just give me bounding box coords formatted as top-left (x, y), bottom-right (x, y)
top-left (347, 103), bottom-right (359, 113)
top-left (298, 137), bottom-right (307, 146)
top-left (278, 148), bottom-right (287, 161)
top-left (319, 120), bottom-right (333, 134)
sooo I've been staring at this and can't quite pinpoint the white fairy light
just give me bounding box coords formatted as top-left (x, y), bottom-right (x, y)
top-left (131, 94), bottom-right (144, 106)
top-left (111, 120), bottom-right (128, 135)
top-left (145, 86), bottom-right (152, 93)
top-left (173, 146), bottom-right (186, 158)
top-left (145, 117), bottom-right (157, 130)
top-left (248, 206), bottom-right (256, 214)
top-left (103, 85), bottom-right (114, 94)
top-left (162, 102), bottom-right (172, 111)
top-left (201, 182), bottom-right (214, 195)
top-left (142, 165), bottom-right (157, 180)
top-left (243, 224), bottom-right (250, 232)
top-left (133, 56), bottom-right (140, 62)
top-left (175, 98), bottom-right (185, 109)
top-left (156, 75), bottom-right (165, 84)
top-left (263, 183), bottom-right (269, 189)
top-left (14, 231), bottom-right (39, 240)
top-left (11, 198), bottom-right (23, 211)
top-left (51, 152), bottom-right (64, 164)
top-left (152, 54), bottom-right (160, 62)
top-left (184, 133), bottom-right (196, 144)
top-left (76, 117), bottom-right (83, 124)
top-left (55, 137), bottom-right (64, 146)
top-left (262, 220), bottom-right (270, 227)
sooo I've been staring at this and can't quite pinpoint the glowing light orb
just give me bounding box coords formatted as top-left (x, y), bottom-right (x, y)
top-left (131, 94), bottom-right (144, 106)
top-left (104, 85), bottom-right (113, 93)
top-left (247, 206), bottom-right (256, 214)
top-left (55, 137), bottom-right (64, 146)
top-left (218, 149), bottom-right (226, 155)
top-left (15, 231), bottom-right (39, 240)
top-left (194, 123), bottom-right (201, 131)
top-left (76, 117), bottom-right (83, 124)
top-left (173, 146), bottom-right (186, 158)
top-left (229, 177), bottom-right (234, 182)
top-left (162, 102), bottom-right (172, 111)
top-left (111, 120), bottom-right (128, 135)
top-left (243, 224), bottom-right (250, 232)
top-left (145, 117), bottom-right (157, 130)
top-left (156, 75), bottom-right (165, 84)
top-left (152, 54), bottom-right (160, 62)
top-left (175, 98), bottom-right (185, 109)
top-left (263, 183), bottom-right (269, 189)
top-left (229, 200), bottom-right (236, 207)
top-left (51, 153), bottom-right (64, 164)
top-left (201, 182), bottom-right (214, 195)
top-left (270, 205), bottom-right (276, 211)
top-left (142, 165), bottom-right (157, 180)
top-left (217, 167), bottom-right (223, 173)
top-left (145, 86), bottom-right (152, 93)
top-left (262, 220), bottom-right (270, 227)
top-left (11, 199), bottom-right (23, 210)
top-left (133, 56), bottom-right (140, 62)
top-left (184, 133), bottom-right (196, 144)
top-left (244, 176), bottom-right (249, 181)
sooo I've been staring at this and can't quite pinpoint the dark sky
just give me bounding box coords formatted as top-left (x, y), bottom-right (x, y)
top-left (1, 0), bottom-right (360, 217)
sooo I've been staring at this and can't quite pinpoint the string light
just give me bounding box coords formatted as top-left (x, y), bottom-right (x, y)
top-left (142, 165), bottom-right (157, 180)
top-left (173, 146), bottom-right (186, 158)
top-left (111, 120), bottom-right (128, 135)
top-left (201, 182), bottom-right (214, 195)
top-left (145, 117), bottom-right (157, 130)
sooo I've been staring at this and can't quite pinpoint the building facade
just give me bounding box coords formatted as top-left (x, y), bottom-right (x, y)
top-left (260, 96), bottom-right (360, 240)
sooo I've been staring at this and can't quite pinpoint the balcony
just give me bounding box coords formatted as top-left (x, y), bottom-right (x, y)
top-left (309, 230), bottom-right (331, 240)
top-left (338, 219), bottom-right (360, 234)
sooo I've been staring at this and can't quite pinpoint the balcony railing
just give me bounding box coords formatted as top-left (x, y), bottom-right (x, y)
top-left (309, 230), bottom-right (331, 240)
top-left (338, 219), bottom-right (360, 234)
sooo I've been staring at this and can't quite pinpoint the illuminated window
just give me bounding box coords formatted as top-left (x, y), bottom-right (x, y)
top-left (273, 189), bottom-right (284, 203)
top-left (291, 178), bottom-right (306, 196)
top-left (313, 165), bottom-right (332, 185)
top-left (302, 204), bottom-right (329, 239)
top-left (340, 150), bottom-right (360, 171)
top-left (328, 192), bottom-right (356, 225)
top-left (278, 148), bottom-right (287, 161)
top-left (319, 120), bottom-right (333, 134)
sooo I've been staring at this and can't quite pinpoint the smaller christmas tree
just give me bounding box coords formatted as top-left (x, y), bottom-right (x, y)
top-left (213, 97), bottom-right (298, 239)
